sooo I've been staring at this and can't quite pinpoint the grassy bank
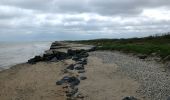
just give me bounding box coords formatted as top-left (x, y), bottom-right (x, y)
top-left (73, 33), bottom-right (170, 59)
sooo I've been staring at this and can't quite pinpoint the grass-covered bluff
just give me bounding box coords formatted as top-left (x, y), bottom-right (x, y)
top-left (71, 33), bottom-right (170, 60)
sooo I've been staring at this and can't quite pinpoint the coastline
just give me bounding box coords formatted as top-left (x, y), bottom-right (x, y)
top-left (0, 41), bottom-right (170, 100)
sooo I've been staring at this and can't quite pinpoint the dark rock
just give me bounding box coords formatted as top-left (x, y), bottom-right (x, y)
top-left (56, 80), bottom-right (64, 85)
top-left (68, 77), bottom-right (80, 86)
top-left (163, 55), bottom-right (170, 61)
top-left (80, 76), bottom-right (87, 80)
top-left (56, 76), bottom-right (80, 87)
top-left (50, 42), bottom-right (63, 49)
top-left (66, 64), bottom-right (75, 70)
top-left (77, 58), bottom-right (87, 65)
top-left (72, 56), bottom-right (80, 61)
top-left (122, 96), bottom-right (138, 100)
top-left (78, 70), bottom-right (85, 73)
top-left (28, 56), bottom-right (42, 64)
top-left (77, 61), bottom-right (87, 65)
top-left (68, 49), bottom-right (88, 58)
top-left (43, 51), bottom-right (68, 61)
top-left (66, 87), bottom-right (78, 97)
top-left (50, 57), bottom-right (58, 62)
top-left (74, 64), bottom-right (84, 70)
top-left (138, 55), bottom-right (147, 59)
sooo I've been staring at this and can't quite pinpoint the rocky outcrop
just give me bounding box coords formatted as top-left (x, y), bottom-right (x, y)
top-left (27, 41), bottom-right (94, 64)
top-left (56, 48), bottom-right (89, 99)
top-left (27, 41), bottom-right (95, 99)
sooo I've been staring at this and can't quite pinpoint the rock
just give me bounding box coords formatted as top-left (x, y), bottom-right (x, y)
top-left (76, 61), bottom-right (87, 65)
top-left (43, 51), bottom-right (68, 61)
top-left (66, 64), bottom-right (75, 70)
top-left (122, 96), bottom-right (138, 100)
top-left (138, 54), bottom-right (147, 59)
top-left (78, 70), bottom-right (85, 73)
top-left (163, 55), bottom-right (170, 61)
top-left (56, 76), bottom-right (80, 87)
top-left (74, 64), bottom-right (84, 70)
top-left (77, 58), bottom-right (87, 65)
top-left (28, 56), bottom-right (42, 64)
top-left (50, 42), bottom-right (63, 49)
top-left (72, 56), bottom-right (80, 61)
top-left (80, 76), bottom-right (87, 80)
top-left (56, 80), bottom-right (64, 85)
top-left (66, 87), bottom-right (78, 97)
top-left (50, 57), bottom-right (58, 62)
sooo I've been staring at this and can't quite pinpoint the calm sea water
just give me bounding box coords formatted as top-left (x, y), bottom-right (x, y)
top-left (0, 41), bottom-right (52, 70)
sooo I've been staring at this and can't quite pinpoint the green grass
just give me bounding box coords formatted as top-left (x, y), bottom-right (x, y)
top-left (71, 33), bottom-right (170, 59)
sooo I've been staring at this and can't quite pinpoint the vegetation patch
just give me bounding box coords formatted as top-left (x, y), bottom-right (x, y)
top-left (71, 33), bottom-right (170, 60)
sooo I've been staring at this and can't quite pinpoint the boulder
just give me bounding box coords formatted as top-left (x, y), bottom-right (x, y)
top-left (28, 56), bottom-right (42, 64)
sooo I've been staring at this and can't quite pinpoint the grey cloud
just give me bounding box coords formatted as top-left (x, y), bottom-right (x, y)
top-left (0, 0), bottom-right (170, 41)
top-left (1, 0), bottom-right (170, 16)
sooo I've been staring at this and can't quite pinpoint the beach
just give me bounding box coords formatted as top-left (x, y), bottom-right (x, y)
top-left (0, 42), bottom-right (170, 100)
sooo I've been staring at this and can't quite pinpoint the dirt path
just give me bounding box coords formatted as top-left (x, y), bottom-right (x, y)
top-left (0, 62), bottom-right (66, 100)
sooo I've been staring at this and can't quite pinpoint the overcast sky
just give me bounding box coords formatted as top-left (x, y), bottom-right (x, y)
top-left (0, 0), bottom-right (170, 41)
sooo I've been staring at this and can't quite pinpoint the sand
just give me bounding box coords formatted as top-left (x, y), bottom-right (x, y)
top-left (79, 56), bottom-right (144, 100)
top-left (0, 55), bottom-right (145, 100)
top-left (0, 62), bottom-right (67, 100)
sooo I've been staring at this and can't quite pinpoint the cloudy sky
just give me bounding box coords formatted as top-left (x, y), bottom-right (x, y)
top-left (0, 0), bottom-right (170, 41)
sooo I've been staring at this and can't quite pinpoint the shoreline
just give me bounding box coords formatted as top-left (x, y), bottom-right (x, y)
top-left (0, 41), bottom-right (170, 100)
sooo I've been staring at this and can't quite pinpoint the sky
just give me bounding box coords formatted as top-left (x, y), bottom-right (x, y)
top-left (0, 0), bottom-right (170, 41)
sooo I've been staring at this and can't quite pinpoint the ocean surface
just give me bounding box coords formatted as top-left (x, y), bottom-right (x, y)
top-left (0, 41), bottom-right (52, 70)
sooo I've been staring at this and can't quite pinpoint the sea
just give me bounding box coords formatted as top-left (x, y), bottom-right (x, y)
top-left (0, 41), bottom-right (52, 70)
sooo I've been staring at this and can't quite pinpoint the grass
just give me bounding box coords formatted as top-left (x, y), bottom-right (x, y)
top-left (71, 33), bottom-right (170, 59)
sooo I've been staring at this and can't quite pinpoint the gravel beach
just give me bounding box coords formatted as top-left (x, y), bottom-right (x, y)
top-left (89, 51), bottom-right (170, 100)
